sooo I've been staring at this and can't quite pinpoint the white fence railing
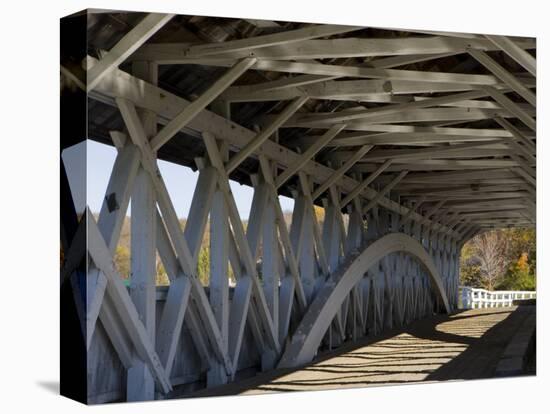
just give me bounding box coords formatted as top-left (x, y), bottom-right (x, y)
top-left (459, 287), bottom-right (536, 309)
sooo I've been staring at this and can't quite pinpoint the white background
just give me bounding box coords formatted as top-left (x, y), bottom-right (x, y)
top-left (0, 0), bottom-right (547, 412)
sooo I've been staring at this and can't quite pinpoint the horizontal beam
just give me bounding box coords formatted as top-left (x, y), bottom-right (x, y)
top-left (283, 107), bottom-right (515, 128)
top-left (187, 58), bottom-right (505, 86)
top-left (220, 76), bottom-right (534, 102)
top-left (294, 90), bottom-right (490, 124)
top-left (132, 36), bottom-right (535, 62)
top-left (353, 159), bottom-right (519, 173)
top-left (186, 24), bottom-right (363, 57)
top-left (396, 168), bottom-right (519, 182)
top-left (356, 141), bottom-right (508, 162)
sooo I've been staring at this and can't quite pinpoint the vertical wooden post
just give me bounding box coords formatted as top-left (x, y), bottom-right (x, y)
top-left (207, 141), bottom-right (230, 386)
top-left (295, 193), bottom-right (316, 302)
top-left (127, 61), bottom-right (158, 401)
top-left (262, 196), bottom-right (279, 336)
top-left (261, 192), bottom-right (280, 370)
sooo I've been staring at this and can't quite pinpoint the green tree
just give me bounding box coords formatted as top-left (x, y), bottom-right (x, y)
top-left (197, 247), bottom-right (210, 285)
top-left (497, 253), bottom-right (536, 291)
top-left (114, 245), bottom-right (131, 279)
top-left (156, 259), bottom-right (170, 286)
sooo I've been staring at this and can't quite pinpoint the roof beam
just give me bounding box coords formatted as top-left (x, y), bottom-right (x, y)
top-left (311, 145), bottom-right (374, 200)
top-left (185, 24), bottom-right (363, 57)
top-left (457, 210), bottom-right (525, 219)
top-left (326, 133), bottom-right (505, 147)
top-left (398, 196), bottom-right (426, 229)
top-left (222, 80), bottom-right (471, 102)
top-left (284, 107), bottom-right (515, 128)
top-left (225, 96), bottom-right (308, 174)
top-left (294, 90), bottom-right (490, 125)
top-left (229, 74), bottom-right (339, 94)
top-left (419, 199), bottom-right (447, 226)
top-left (331, 149), bottom-right (516, 165)
top-left (340, 160), bottom-right (393, 208)
top-left (405, 192), bottom-right (529, 202)
top-left (354, 159), bottom-right (519, 173)
top-left (512, 167), bottom-right (536, 187)
top-left (150, 58), bottom-right (256, 151)
top-left (444, 199), bottom-right (529, 209)
top-left (480, 86), bottom-right (536, 131)
top-left (275, 124), bottom-right (345, 188)
top-left (468, 48), bottom-right (536, 106)
top-left (357, 140), bottom-right (508, 162)
top-left (221, 76), bottom-right (534, 103)
top-left (251, 59), bottom-right (503, 85)
top-left (368, 52), bottom-right (459, 68)
top-left (485, 35), bottom-right (536, 76)
top-left (400, 181), bottom-right (530, 192)
top-left (195, 58), bottom-right (507, 86)
top-left (495, 117), bottom-right (536, 154)
top-left (215, 54), bottom-right (463, 103)
top-left (137, 36), bottom-right (535, 61)
top-left (87, 13), bottom-right (174, 91)
top-left (362, 171), bottom-right (409, 214)
top-left (396, 168), bottom-right (518, 182)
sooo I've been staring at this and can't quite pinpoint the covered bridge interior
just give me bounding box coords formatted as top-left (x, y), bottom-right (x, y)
top-left (60, 9), bottom-right (536, 403)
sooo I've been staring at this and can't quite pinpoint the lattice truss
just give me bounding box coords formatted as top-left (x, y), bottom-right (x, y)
top-left (60, 11), bottom-right (536, 401)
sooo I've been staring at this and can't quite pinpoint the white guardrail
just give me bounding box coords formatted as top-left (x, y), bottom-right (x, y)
top-left (459, 286), bottom-right (536, 309)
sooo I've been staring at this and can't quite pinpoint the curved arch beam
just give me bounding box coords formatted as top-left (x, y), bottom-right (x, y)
top-left (278, 233), bottom-right (450, 368)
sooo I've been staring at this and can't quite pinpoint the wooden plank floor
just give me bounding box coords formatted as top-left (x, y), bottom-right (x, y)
top-left (189, 306), bottom-right (535, 397)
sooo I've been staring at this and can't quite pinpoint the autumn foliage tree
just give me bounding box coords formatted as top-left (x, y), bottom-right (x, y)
top-left (460, 228), bottom-right (536, 291)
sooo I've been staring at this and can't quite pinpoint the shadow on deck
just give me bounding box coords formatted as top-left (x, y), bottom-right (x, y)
top-left (187, 305), bottom-right (536, 398)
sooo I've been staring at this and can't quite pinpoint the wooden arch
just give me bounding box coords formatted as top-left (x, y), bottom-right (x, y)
top-left (278, 233), bottom-right (450, 368)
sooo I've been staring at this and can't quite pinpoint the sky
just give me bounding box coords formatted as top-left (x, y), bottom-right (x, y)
top-left (62, 140), bottom-right (295, 219)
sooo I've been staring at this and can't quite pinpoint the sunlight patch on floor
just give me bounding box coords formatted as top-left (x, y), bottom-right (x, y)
top-left (241, 332), bottom-right (468, 394)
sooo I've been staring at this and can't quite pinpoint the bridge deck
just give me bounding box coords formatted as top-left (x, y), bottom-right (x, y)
top-left (189, 306), bottom-right (535, 397)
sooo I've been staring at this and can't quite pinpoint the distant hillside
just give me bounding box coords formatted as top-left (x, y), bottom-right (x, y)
top-left (107, 211), bottom-right (297, 286)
